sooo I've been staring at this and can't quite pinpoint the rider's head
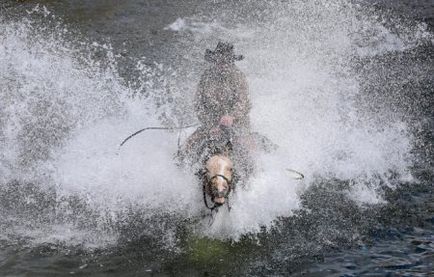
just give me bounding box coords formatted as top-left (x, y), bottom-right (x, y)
top-left (205, 41), bottom-right (244, 66)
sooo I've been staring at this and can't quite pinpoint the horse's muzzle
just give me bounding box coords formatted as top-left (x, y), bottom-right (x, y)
top-left (211, 186), bottom-right (228, 204)
top-left (212, 196), bottom-right (226, 204)
top-left (212, 186), bottom-right (228, 198)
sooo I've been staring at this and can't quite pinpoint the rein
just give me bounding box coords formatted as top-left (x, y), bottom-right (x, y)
top-left (202, 184), bottom-right (220, 211)
top-left (119, 123), bottom-right (199, 147)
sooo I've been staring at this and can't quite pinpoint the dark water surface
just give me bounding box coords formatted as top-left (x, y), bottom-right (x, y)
top-left (1, 0), bottom-right (433, 276)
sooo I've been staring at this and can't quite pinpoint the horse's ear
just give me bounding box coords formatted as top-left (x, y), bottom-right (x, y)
top-left (222, 147), bottom-right (230, 157)
top-left (196, 168), bottom-right (207, 177)
top-left (225, 141), bottom-right (233, 152)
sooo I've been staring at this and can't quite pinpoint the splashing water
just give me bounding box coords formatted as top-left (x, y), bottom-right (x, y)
top-left (0, 0), bottom-right (431, 257)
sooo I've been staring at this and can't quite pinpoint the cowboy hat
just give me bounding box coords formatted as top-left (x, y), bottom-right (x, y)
top-left (205, 41), bottom-right (244, 63)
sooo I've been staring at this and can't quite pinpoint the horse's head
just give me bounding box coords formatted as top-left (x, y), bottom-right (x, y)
top-left (203, 154), bottom-right (233, 205)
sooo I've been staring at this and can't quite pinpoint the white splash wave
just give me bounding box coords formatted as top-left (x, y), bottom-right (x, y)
top-left (1, 0), bottom-right (429, 243)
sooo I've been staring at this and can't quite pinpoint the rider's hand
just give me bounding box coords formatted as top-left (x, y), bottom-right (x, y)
top-left (219, 115), bottom-right (234, 127)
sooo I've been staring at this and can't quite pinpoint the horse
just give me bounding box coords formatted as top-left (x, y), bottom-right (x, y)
top-left (195, 126), bottom-right (238, 211)
top-left (179, 125), bottom-right (277, 212)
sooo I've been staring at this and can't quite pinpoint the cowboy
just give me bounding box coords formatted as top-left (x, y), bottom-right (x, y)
top-left (179, 42), bottom-right (254, 176)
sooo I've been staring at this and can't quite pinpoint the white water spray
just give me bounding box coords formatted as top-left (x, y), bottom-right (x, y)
top-left (1, 1), bottom-right (430, 244)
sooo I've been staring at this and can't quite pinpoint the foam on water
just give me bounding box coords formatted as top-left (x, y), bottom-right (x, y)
top-left (0, 1), bottom-right (431, 245)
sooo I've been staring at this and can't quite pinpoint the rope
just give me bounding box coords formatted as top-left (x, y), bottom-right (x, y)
top-left (119, 123), bottom-right (199, 147)
top-left (202, 184), bottom-right (220, 211)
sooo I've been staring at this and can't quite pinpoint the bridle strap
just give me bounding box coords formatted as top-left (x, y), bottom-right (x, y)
top-left (202, 184), bottom-right (221, 211)
top-left (209, 174), bottom-right (232, 185)
top-left (202, 174), bottom-right (232, 212)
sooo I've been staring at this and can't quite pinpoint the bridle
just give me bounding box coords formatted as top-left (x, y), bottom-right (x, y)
top-left (209, 174), bottom-right (232, 187)
top-left (201, 171), bottom-right (233, 212)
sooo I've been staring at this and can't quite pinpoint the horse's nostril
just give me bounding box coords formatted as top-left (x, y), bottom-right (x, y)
top-left (212, 187), bottom-right (228, 198)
